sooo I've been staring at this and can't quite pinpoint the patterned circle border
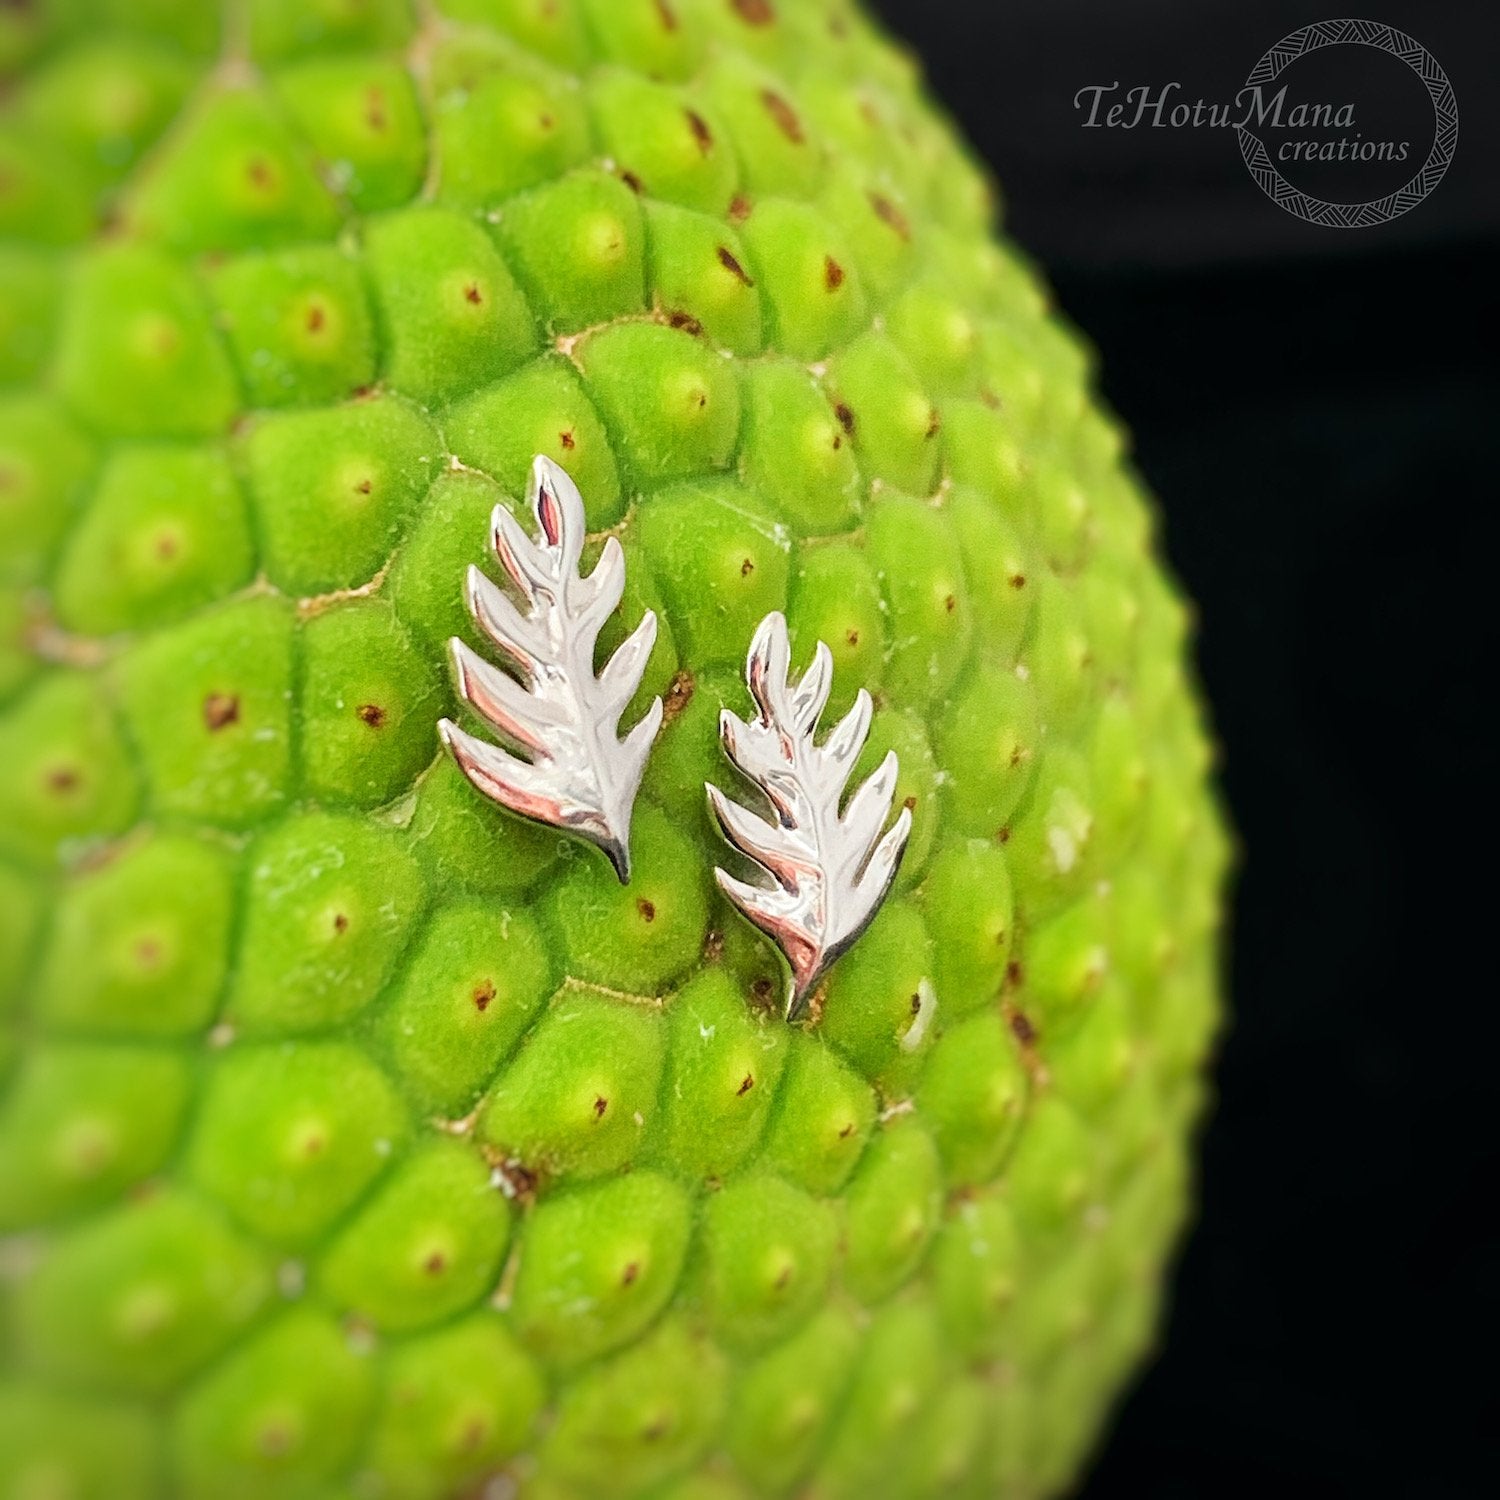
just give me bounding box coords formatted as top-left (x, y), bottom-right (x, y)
top-left (1236, 18), bottom-right (1458, 228)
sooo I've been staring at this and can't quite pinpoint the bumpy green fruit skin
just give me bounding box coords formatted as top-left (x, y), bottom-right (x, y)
top-left (0, 2), bottom-right (1230, 1497)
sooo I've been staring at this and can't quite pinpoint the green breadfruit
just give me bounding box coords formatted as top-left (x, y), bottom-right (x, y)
top-left (0, 2), bottom-right (1229, 1498)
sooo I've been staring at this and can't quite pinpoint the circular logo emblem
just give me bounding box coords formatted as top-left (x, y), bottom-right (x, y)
top-left (1237, 18), bottom-right (1457, 227)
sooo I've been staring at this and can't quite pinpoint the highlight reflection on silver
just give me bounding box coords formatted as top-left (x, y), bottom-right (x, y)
top-left (438, 456), bottom-right (662, 883)
top-left (707, 611), bottom-right (912, 1020)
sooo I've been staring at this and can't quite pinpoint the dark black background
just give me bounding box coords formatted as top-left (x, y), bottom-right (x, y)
top-left (868, 2), bottom-right (1496, 1496)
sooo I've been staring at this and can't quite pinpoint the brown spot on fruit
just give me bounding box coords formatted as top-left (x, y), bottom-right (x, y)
top-left (833, 401), bottom-right (856, 436)
top-left (202, 693), bottom-right (240, 732)
top-left (304, 303), bottom-right (326, 334)
top-left (685, 109), bottom-right (714, 153)
top-left (354, 477), bottom-right (373, 495)
top-left (593, 1095), bottom-right (608, 1119)
top-left (1007, 1006), bottom-right (1037, 1045)
top-left (257, 1422), bottom-right (294, 1458)
top-left (637, 898), bottom-right (656, 923)
top-left (1006, 960), bottom-right (1024, 987)
top-left (153, 531), bottom-right (178, 560)
top-left (245, 157), bottom-right (273, 190)
top-left (364, 88), bottom-right (388, 132)
top-left (926, 408), bottom-right (942, 439)
top-left (910, 991), bottom-right (922, 1015)
top-left (869, 191), bottom-right (911, 241)
top-left (67, 1127), bottom-right (112, 1176)
top-left (147, 320), bottom-right (182, 358)
top-left (774, 1262), bottom-right (793, 1290)
top-left (838, 1120), bottom-right (855, 1139)
top-left (483, 1151), bottom-right (539, 1203)
top-left (997, 826), bottom-right (1011, 844)
top-left (846, 628), bottom-right (860, 646)
top-left (472, 979), bottom-right (496, 1013)
top-left (716, 246), bottom-right (753, 285)
top-left (740, 556), bottom-right (755, 577)
top-left (660, 303), bottom-right (699, 333)
top-left (620, 168), bottom-right (645, 194)
top-left (558, 428), bottom-right (576, 450)
top-left (737, 1074), bottom-right (754, 1096)
top-left (463, 282), bottom-right (483, 305)
top-left (1009, 573), bottom-right (1027, 589)
top-left (662, 670), bottom-right (696, 725)
top-left (944, 594), bottom-right (957, 613)
top-left (823, 256), bottom-right (845, 292)
top-left (728, 194), bottom-right (752, 223)
top-left (621, 1261), bottom-right (640, 1286)
top-left (732, 0), bottom-right (775, 22)
top-left (750, 977), bottom-right (774, 1008)
top-left (44, 765), bottom-right (79, 794)
top-left (423, 1250), bottom-right (447, 1275)
top-left (761, 89), bottom-right (804, 143)
top-left (134, 938), bottom-right (163, 969)
top-left (654, 0), bottom-right (678, 30)
top-left (332, 912), bottom-right (349, 935)
top-left (903, 794), bottom-right (918, 812)
top-left (356, 703), bottom-right (386, 728)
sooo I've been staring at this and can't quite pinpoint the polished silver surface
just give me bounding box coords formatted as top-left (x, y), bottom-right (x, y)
top-left (439, 455), bottom-right (663, 883)
top-left (707, 611), bottom-right (912, 1020)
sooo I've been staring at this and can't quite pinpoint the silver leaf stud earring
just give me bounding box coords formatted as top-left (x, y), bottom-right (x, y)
top-left (438, 455), bottom-right (663, 883)
top-left (707, 611), bottom-right (913, 1020)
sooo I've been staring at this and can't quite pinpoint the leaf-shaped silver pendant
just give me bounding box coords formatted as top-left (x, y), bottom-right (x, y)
top-left (438, 456), bottom-right (663, 883)
top-left (707, 611), bottom-right (913, 1020)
